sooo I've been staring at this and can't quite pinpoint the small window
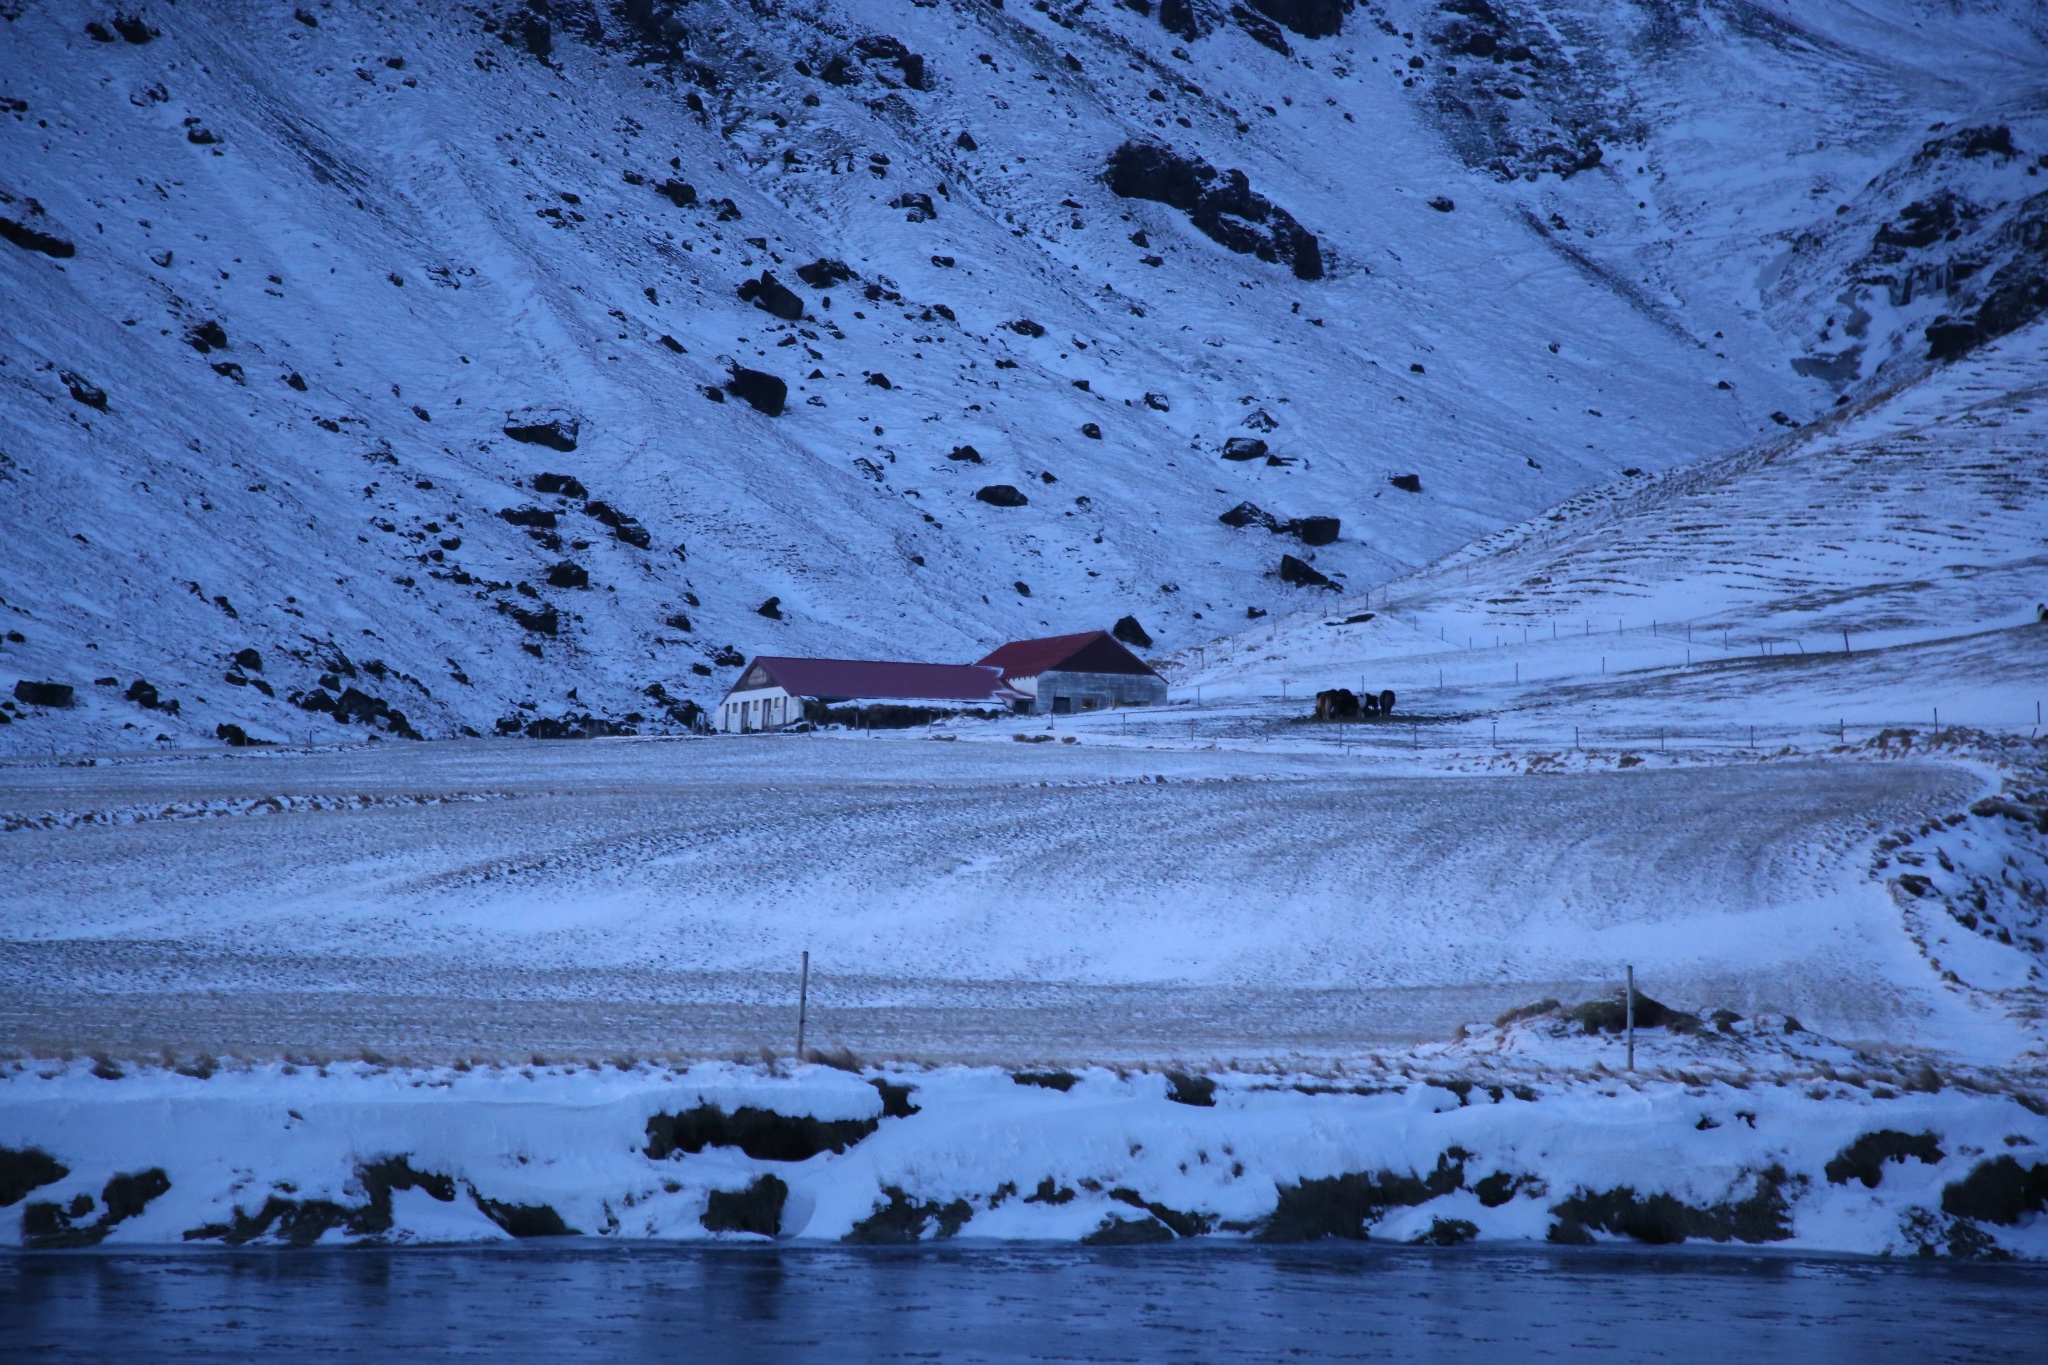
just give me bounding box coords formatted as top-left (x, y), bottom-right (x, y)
top-left (1081, 697), bottom-right (1100, 711)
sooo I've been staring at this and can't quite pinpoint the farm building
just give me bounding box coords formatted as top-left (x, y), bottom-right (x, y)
top-left (715, 656), bottom-right (1027, 733)
top-left (976, 631), bottom-right (1167, 715)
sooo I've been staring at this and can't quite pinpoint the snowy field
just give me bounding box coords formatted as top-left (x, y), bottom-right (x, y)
top-left (0, 735), bottom-right (2020, 1067)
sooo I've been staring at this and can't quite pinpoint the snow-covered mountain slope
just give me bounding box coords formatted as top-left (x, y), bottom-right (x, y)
top-left (1186, 314), bottom-right (2048, 735)
top-left (2, 0), bottom-right (2042, 750)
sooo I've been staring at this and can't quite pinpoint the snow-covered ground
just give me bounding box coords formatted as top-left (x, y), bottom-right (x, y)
top-left (2, 736), bottom-right (2035, 1068)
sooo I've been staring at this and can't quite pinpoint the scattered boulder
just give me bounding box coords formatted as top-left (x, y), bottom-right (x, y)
top-left (1113, 615), bottom-right (1153, 648)
top-left (725, 365), bottom-right (787, 416)
top-left (585, 501), bottom-right (652, 549)
top-left (545, 561), bottom-right (589, 589)
top-left (891, 192), bottom-right (937, 221)
top-left (1219, 501), bottom-right (1279, 530)
top-left (499, 507), bottom-right (558, 529)
top-left (947, 444), bottom-right (983, 463)
top-left (1222, 436), bottom-right (1268, 461)
top-left (866, 372), bottom-right (893, 389)
top-left (0, 212), bottom-right (76, 259)
top-left (232, 648), bottom-right (263, 673)
top-left (1007, 318), bottom-right (1046, 338)
top-left (1105, 142), bottom-right (1324, 280)
top-left (1389, 473), bottom-right (1422, 492)
top-left (215, 723), bottom-right (272, 747)
top-left (502, 407), bottom-right (580, 451)
top-left (12, 681), bottom-right (74, 708)
top-left (737, 271), bottom-right (804, 320)
top-left (655, 178), bottom-right (697, 207)
top-left (532, 472), bottom-right (588, 498)
top-left (185, 319), bottom-right (228, 353)
top-left (1233, 6), bottom-right (1293, 53)
top-left (757, 596), bottom-right (783, 619)
top-left (1278, 554), bottom-right (1336, 589)
top-left (796, 258), bottom-right (857, 288)
top-left (1243, 0), bottom-right (1345, 39)
top-left (124, 679), bottom-right (165, 710)
top-left (1428, 195), bottom-right (1456, 212)
top-left (510, 603), bottom-right (559, 635)
top-left (1290, 515), bottom-right (1339, 546)
top-left (1159, 0), bottom-right (1210, 41)
top-left (976, 484), bottom-right (1029, 507)
top-left (61, 371), bottom-right (108, 409)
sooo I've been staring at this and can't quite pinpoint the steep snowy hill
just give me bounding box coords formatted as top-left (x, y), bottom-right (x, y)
top-left (2, 0), bottom-right (2042, 750)
top-left (1186, 315), bottom-right (2048, 736)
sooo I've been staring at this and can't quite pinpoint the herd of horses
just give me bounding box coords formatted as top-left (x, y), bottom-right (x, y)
top-left (1313, 687), bottom-right (1398, 721)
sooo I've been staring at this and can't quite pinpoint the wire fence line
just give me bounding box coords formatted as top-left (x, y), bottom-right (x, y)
top-left (1096, 711), bottom-right (2045, 756)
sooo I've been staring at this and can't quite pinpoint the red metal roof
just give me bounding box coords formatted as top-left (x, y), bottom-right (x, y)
top-left (976, 631), bottom-right (1159, 681)
top-left (733, 656), bottom-right (1023, 704)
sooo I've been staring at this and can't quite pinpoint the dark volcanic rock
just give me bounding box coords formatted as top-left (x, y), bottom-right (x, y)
top-left (1007, 318), bottom-right (1047, 338)
top-left (545, 561), bottom-right (589, 589)
top-left (947, 444), bottom-right (983, 463)
top-left (796, 258), bottom-right (857, 288)
top-left (726, 366), bottom-right (787, 416)
top-left (1222, 436), bottom-right (1268, 461)
top-left (976, 484), bottom-right (1029, 507)
top-left (0, 214), bottom-right (76, 258)
top-left (1278, 554), bottom-right (1337, 589)
top-left (185, 319), bottom-right (228, 353)
top-left (61, 371), bottom-right (108, 409)
top-left (1389, 473), bottom-right (1423, 492)
top-left (737, 271), bottom-right (804, 320)
top-left (511, 603), bottom-right (560, 635)
top-left (890, 192), bottom-right (937, 221)
top-left (1159, 0), bottom-right (1211, 41)
top-left (1219, 501), bottom-right (1279, 530)
top-left (1245, 0), bottom-right (1345, 38)
top-left (532, 472), bottom-right (588, 498)
top-left (502, 408), bottom-right (580, 451)
top-left (500, 506), bottom-right (559, 529)
top-left (1290, 515), bottom-right (1340, 546)
top-left (1232, 5), bottom-right (1292, 54)
top-left (124, 679), bottom-right (163, 710)
top-left (852, 34), bottom-right (930, 89)
top-left (1112, 615), bottom-right (1153, 648)
top-left (585, 501), bottom-right (652, 549)
top-left (757, 596), bottom-right (783, 619)
top-left (12, 681), bottom-right (74, 708)
top-left (1105, 142), bottom-right (1325, 280)
top-left (655, 178), bottom-right (697, 207)
top-left (232, 648), bottom-right (263, 673)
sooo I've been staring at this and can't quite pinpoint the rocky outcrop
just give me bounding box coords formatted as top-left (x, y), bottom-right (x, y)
top-left (502, 408), bottom-right (580, 451)
top-left (1106, 142), bottom-right (1325, 281)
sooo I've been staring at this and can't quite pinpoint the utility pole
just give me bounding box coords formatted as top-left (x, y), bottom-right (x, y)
top-left (1625, 965), bottom-right (1636, 1072)
top-left (795, 951), bottom-right (810, 1060)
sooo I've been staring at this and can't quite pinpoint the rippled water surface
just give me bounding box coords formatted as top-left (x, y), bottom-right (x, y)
top-left (5, 1244), bottom-right (2045, 1362)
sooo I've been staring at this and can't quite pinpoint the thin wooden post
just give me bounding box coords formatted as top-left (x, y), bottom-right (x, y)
top-left (795, 950), bottom-right (810, 1060)
top-left (1625, 965), bottom-right (1635, 1072)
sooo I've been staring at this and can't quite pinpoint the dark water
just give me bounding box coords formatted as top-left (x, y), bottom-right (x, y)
top-left (4, 1244), bottom-right (2044, 1362)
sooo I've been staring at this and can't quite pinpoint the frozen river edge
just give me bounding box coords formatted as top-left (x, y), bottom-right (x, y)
top-left (3, 1037), bottom-right (2045, 1260)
